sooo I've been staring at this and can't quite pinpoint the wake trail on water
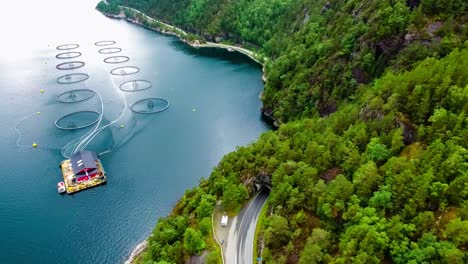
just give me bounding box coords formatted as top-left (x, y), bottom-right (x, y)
top-left (74, 63), bottom-right (128, 156)
top-left (61, 65), bottom-right (103, 158)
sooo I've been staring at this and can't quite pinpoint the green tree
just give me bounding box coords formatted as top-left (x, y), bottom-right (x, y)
top-left (222, 182), bottom-right (248, 211)
top-left (411, 211), bottom-right (435, 238)
top-left (369, 186), bottom-right (393, 212)
top-left (299, 228), bottom-right (331, 264)
top-left (366, 138), bottom-right (390, 162)
top-left (400, 233), bottom-right (464, 263)
top-left (183, 228), bottom-right (206, 254)
top-left (264, 214), bottom-right (291, 248)
top-left (443, 218), bottom-right (468, 247)
top-left (196, 194), bottom-right (216, 219)
top-left (353, 161), bottom-right (381, 198)
top-left (198, 217), bottom-right (212, 236)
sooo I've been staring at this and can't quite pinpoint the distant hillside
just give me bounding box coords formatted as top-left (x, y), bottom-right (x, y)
top-left (97, 1), bottom-right (468, 263)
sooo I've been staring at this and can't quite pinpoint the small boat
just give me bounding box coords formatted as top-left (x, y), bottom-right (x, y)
top-left (57, 181), bottom-right (66, 194)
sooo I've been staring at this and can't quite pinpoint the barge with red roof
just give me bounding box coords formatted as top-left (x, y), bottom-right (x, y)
top-left (59, 150), bottom-right (107, 194)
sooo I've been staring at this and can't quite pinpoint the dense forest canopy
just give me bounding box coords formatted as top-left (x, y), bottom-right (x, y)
top-left (97, 1), bottom-right (468, 263)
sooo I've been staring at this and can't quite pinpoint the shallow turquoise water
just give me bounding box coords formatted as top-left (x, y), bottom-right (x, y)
top-left (0, 1), bottom-right (269, 263)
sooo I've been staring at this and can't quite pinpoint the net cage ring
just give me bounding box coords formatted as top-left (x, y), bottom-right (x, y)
top-left (56, 61), bottom-right (85, 70)
top-left (56, 51), bottom-right (82, 59)
top-left (56, 44), bottom-right (79, 50)
top-left (130, 97), bottom-right (170, 114)
top-left (119, 80), bottom-right (152, 92)
top-left (98, 47), bottom-right (122, 54)
top-left (95, 40), bottom-right (116, 46)
top-left (56, 89), bottom-right (96, 103)
top-left (110, 66), bottom-right (140, 76)
top-left (103, 56), bottom-right (130, 64)
top-left (55, 110), bottom-right (101, 130)
top-left (56, 73), bottom-right (90, 84)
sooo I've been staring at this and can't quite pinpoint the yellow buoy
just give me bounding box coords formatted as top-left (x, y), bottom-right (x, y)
top-left (32, 143), bottom-right (38, 148)
top-left (192, 108), bottom-right (196, 112)
top-left (120, 124), bottom-right (125, 128)
top-left (40, 89), bottom-right (45, 93)
top-left (36, 112), bottom-right (41, 115)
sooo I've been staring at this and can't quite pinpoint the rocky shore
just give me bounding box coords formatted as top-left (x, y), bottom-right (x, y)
top-left (124, 239), bottom-right (148, 264)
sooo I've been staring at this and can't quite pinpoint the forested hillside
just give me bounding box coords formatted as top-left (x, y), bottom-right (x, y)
top-left (101, 0), bottom-right (467, 122)
top-left (97, 1), bottom-right (468, 263)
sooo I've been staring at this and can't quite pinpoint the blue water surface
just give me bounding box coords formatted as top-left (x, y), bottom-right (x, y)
top-left (0, 1), bottom-right (269, 263)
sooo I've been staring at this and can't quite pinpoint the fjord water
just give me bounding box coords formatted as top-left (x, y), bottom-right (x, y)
top-left (0, 0), bottom-right (268, 263)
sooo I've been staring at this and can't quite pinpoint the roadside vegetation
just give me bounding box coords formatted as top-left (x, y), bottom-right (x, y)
top-left (133, 180), bottom-right (247, 263)
top-left (97, 0), bottom-right (468, 263)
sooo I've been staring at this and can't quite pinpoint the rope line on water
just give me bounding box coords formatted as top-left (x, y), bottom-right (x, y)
top-left (14, 112), bottom-right (40, 149)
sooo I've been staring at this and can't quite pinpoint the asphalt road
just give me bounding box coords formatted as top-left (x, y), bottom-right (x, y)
top-left (225, 188), bottom-right (269, 264)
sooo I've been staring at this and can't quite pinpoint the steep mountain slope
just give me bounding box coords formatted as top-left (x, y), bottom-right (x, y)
top-left (97, 1), bottom-right (468, 263)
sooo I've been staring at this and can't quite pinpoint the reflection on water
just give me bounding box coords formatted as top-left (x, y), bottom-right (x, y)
top-left (171, 39), bottom-right (262, 67)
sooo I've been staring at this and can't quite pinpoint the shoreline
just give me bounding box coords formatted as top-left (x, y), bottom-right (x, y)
top-left (103, 6), bottom-right (265, 66)
top-left (98, 7), bottom-right (275, 263)
top-left (124, 239), bottom-right (148, 264)
top-left (101, 7), bottom-right (278, 129)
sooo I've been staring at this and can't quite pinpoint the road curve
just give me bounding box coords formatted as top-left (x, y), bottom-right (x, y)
top-left (225, 188), bottom-right (269, 264)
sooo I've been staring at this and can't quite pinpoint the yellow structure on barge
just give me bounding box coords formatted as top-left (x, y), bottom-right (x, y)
top-left (59, 150), bottom-right (107, 194)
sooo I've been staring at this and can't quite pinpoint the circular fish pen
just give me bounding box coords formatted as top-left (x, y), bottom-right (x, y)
top-left (56, 61), bottom-right (85, 70)
top-left (110, 66), bottom-right (140, 76)
top-left (56, 73), bottom-right (90, 84)
top-left (55, 111), bottom-right (101, 130)
top-left (119, 80), bottom-right (152, 92)
top-left (56, 52), bottom-right (82, 59)
top-left (130, 98), bottom-right (170, 114)
top-left (56, 89), bottom-right (96, 103)
top-left (104, 56), bottom-right (130, 64)
top-left (95, 40), bottom-right (116, 46)
top-left (98, 47), bottom-right (122, 54)
top-left (56, 44), bottom-right (79, 50)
